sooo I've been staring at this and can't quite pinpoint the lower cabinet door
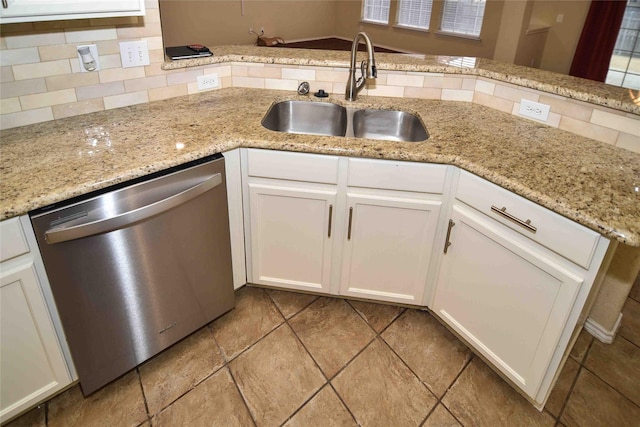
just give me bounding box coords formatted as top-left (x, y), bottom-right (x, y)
top-left (340, 193), bottom-right (441, 304)
top-left (1, 262), bottom-right (71, 423)
top-left (432, 204), bottom-right (583, 400)
top-left (248, 183), bottom-right (337, 293)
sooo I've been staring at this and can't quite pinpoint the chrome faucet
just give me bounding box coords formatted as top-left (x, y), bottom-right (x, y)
top-left (345, 32), bottom-right (377, 101)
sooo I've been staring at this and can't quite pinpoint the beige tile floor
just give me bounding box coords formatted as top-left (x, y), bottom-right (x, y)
top-left (7, 277), bottom-right (640, 427)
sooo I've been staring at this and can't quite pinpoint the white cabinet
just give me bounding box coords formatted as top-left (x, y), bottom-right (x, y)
top-left (0, 0), bottom-right (145, 24)
top-left (1, 217), bottom-right (72, 423)
top-left (433, 203), bottom-right (582, 398)
top-left (339, 192), bottom-right (440, 304)
top-left (243, 149), bottom-right (447, 302)
top-left (432, 171), bottom-right (610, 407)
top-left (248, 183), bottom-right (337, 293)
top-left (244, 149), bottom-right (340, 293)
top-left (243, 150), bottom-right (613, 408)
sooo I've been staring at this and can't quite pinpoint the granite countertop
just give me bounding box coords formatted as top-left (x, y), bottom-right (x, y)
top-left (162, 45), bottom-right (640, 115)
top-left (1, 87), bottom-right (639, 246)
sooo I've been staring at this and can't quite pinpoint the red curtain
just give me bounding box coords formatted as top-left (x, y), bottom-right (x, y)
top-left (570, 0), bottom-right (627, 82)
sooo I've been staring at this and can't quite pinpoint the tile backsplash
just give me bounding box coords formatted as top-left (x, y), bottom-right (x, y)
top-left (1, 3), bottom-right (639, 154)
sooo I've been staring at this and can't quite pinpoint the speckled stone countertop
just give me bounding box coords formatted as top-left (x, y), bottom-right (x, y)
top-left (162, 45), bottom-right (640, 115)
top-left (1, 88), bottom-right (639, 246)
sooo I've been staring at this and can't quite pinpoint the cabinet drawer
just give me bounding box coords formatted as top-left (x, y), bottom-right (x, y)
top-left (456, 171), bottom-right (599, 269)
top-left (347, 159), bottom-right (447, 193)
top-left (247, 149), bottom-right (339, 184)
top-left (0, 218), bottom-right (29, 263)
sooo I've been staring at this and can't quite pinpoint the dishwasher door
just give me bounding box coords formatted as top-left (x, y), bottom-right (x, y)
top-left (30, 155), bottom-right (234, 395)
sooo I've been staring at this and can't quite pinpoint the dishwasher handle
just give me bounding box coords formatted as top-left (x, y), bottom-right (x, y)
top-left (45, 173), bottom-right (222, 244)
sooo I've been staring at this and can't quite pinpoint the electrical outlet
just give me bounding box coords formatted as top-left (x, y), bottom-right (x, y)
top-left (518, 99), bottom-right (551, 122)
top-left (197, 74), bottom-right (220, 90)
top-left (119, 40), bottom-right (150, 68)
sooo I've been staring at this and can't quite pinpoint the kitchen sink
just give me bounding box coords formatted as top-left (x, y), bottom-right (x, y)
top-left (261, 100), bottom-right (348, 137)
top-left (262, 100), bottom-right (429, 142)
top-left (352, 109), bottom-right (429, 142)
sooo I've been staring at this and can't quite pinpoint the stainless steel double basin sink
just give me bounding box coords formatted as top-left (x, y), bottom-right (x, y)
top-left (262, 100), bottom-right (429, 142)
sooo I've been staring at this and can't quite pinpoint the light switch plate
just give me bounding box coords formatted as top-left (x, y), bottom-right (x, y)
top-left (518, 99), bottom-right (551, 122)
top-left (119, 40), bottom-right (150, 68)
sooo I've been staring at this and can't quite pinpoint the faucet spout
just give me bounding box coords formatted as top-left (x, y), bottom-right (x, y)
top-left (345, 32), bottom-right (377, 101)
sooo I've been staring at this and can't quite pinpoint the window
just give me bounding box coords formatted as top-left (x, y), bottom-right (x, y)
top-left (362, 0), bottom-right (390, 24)
top-left (397, 0), bottom-right (433, 30)
top-left (605, 0), bottom-right (640, 90)
top-left (440, 0), bottom-right (486, 37)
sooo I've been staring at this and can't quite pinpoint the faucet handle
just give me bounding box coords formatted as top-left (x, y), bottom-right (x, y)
top-left (361, 60), bottom-right (369, 78)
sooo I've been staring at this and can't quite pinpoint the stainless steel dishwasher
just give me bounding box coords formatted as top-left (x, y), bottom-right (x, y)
top-left (30, 154), bottom-right (234, 395)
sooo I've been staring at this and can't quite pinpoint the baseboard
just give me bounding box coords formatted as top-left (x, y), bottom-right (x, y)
top-left (584, 313), bottom-right (623, 344)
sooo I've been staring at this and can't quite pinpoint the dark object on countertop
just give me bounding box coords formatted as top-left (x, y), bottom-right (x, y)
top-left (272, 37), bottom-right (401, 53)
top-left (314, 89), bottom-right (329, 98)
top-left (257, 36), bottom-right (286, 46)
top-left (250, 29), bottom-right (285, 47)
top-left (166, 45), bottom-right (213, 60)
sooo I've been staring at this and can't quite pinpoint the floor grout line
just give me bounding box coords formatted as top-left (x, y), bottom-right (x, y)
top-left (275, 292), bottom-right (412, 425)
top-left (580, 363), bottom-right (640, 410)
top-left (272, 302), bottom-right (340, 426)
top-left (226, 365), bottom-right (258, 427)
top-left (9, 285), bottom-right (640, 427)
top-left (431, 354), bottom-right (475, 427)
top-left (135, 367), bottom-right (152, 423)
top-left (617, 330), bottom-right (640, 350)
top-left (238, 288), bottom-right (329, 426)
top-left (578, 331), bottom-right (640, 409)
top-left (327, 382), bottom-right (361, 426)
top-left (555, 363), bottom-right (583, 425)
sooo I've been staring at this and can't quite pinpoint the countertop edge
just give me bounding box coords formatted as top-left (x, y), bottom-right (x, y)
top-left (2, 89), bottom-right (637, 247)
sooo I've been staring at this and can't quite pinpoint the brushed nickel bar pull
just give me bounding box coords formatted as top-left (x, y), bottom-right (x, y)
top-left (347, 207), bottom-right (353, 240)
top-left (2, 0), bottom-right (7, 9)
top-left (444, 219), bottom-right (455, 254)
top-left (491, 205), bottom-right (537, 234)
top-left (327, 205), bottom-right (333, 238)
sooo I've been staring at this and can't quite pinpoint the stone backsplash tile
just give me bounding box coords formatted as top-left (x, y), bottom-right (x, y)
top-left (76, 81), bottom-right (125, 101)
top-left (52, 98), bottom-right (104, 119)
top-left (592, 109), bottom-right (640, 136)
top-left (20, 88), bottom-right (76, 110)
top-left (0, 97), bottom-right (21, 114)
top-left (560, 116), bottom-right (620, 145)
top-left (103, 90), bottom-right (148, 109)
top-left (12, 59), bottom-right (71, 80)
top-left (617, 133), bottom-right (640, 152)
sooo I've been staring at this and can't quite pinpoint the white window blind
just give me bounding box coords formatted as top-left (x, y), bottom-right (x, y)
top-left (397, 0), bottom-right (433, 30)
top-left (363, 0), bottom-right (390, 24)
top-left (441, 0), bottom-right (486, 37)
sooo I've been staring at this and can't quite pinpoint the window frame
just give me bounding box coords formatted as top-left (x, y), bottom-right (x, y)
top-left (359, 0), bottom-right (487, 41)
top-left (395, 0), bottom-right (434, 32)
top-left (605, 0), bottom-right (640, 90)
top-left (361, 0), bottom-right (391, 25)
top-left (438, 0), bottom-right (487, 40)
